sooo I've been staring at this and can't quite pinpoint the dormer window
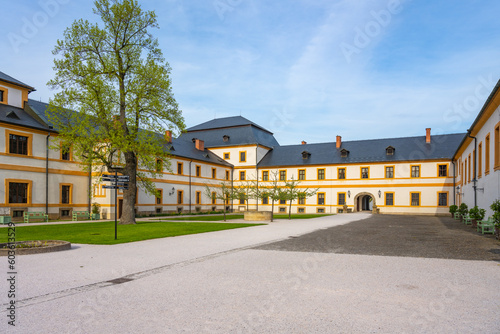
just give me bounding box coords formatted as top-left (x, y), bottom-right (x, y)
top-left (386, 146), bottom-right (395, 156)
top-left (223, 135), bottom-right (230, 142)
top-left (0, 90), bottom-right (4, 102)
top-left (340, 149), bottom-right (349, 158)
top-left (0, 88), bottom-right (7, 104)
top-left (301, 151), bottom-right (311, 159)
top-left (191, 138), bottom-right (197, 143)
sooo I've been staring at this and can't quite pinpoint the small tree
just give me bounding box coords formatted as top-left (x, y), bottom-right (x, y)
top-left (458, 203), bottom-right (468, 217)
top-left (204, 182), bottom-right (236, 221)
top-left (235, 179), bottom-right (255, 211)
top-left (491, 200), bottom-right (500, 228)
top-left (265, 171), bottom-right (288, 222)
top-left (283, 178), bottom-right (318, 220)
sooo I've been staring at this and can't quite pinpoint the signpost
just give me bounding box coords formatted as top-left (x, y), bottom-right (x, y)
top-left (102, 172), bottom-right (129, 240)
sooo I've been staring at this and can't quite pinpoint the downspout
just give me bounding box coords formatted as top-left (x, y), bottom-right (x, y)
top-left (231, 167), bottom-right (234, 213)
top-left (88, 164), bottom-right (92, 213)
top-left (189, 160), bottom-right (192, 214)
top-left (46, 132), bottom-right (51, 215)
top-left (255, 144), bottom-right (259, 211)
top-left (467, 129), bottom-right (477, 207)
top-left (452, 160), bottom-right (456, 206)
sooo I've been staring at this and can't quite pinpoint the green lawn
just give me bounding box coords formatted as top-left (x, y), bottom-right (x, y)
top-left (164, 213), bottom-right (333, 221)
top-left (0, 221), bottom-right (263, 245)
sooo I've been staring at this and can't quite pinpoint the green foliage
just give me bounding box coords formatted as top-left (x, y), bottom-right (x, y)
top-left (458, 203), bottom-right (468, 216)
top-left (468, 206), bottom-right (485, 220)
top-left (47, 0), bottom-right (185, 223)
top-left (448, 205), bottom-right (458, 214)
top-left (490, 200), bottom-right (500, 227)
top-left (91, 202), bottom-right (101, 214)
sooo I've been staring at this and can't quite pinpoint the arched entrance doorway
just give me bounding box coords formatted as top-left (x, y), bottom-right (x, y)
top-left (353, 192), bottom-right (376, 212)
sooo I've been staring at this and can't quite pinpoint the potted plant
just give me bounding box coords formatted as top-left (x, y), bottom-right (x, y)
top-left (491, 200), bottom-right (500, 240)
top-left (468, 206), bottom-right (485, 228)
top-left (0, 208), bottom-right (11, 225)
top-left (458, 203), bottom-right (468, 221)
top-left (91, 202), bottom-right (101, 220)
top-left (449, 204), bottom-right (458, 218)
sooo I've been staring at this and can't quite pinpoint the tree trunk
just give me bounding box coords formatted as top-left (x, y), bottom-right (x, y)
top-left (289, 200), bottom-right (292, 220)
top-left (271, 200), bottom-right (274, 222)
top-left (120, 151), bottom-right (137, 225)
top-left (223, 206), bottom-right (226, 222)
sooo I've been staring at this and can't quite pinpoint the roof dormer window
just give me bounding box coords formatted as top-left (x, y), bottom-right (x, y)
top-left (386, 146), bottom-right (395, 156)
top-left (340, 149), bottom-right (349, 158)
top-left (0, 89), bottom-right (4, 102)
top-left (223, 135), bottom-right (230, 142)
top-left (301, 151), bottom-right (311, 159)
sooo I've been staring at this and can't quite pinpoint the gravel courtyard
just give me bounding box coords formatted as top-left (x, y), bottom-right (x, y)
top-left (1, 213), bottom-right (499, 333)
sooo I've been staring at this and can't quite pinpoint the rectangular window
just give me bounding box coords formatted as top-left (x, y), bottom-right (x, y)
top-left (212, 168), bottom-right (216, 179)
top-left (61, 185), bottom-right (71, 204)
top-left (317, 208), bottom-right (325, 213)
top-left (240, 171), bottom-right (245, 180)
top-left (177, 190), bottom-right (183, 204)
top-left (438, 164), bottom-right (447, 177)
top-left (298, 194), bottom-right (305, 205)
top-left (262, 171), bottom-right (269, 181)
top-left (411, 193), bottom-right (420, 206)
top-left (338, 168), bottom-right (346, 180)
top-left (298, 208), bottom-right (305, 213)
top-left (156, 159), bottom-right (163, 173)
top-left (157, 189), bottom-right (163, 205)
top-left (298, 169), bottom-right (305, 180)
top-left (478, 142), bottom-right (482, 178)
top-left (468, 154), bottom-right (471, 182)
top-left (338, 193), bottom-right (346, 205)
top-left (61, 145), bottom-right (71, 161)
top-left (464, 158), bottom-right (468, 184)
top-left (225, 170), bottom-right (230, 180)
top-left (223, 152), bottom-right (230, 159)
top-left (9, 134), bottom-right (28, 155)
top-left (239, 194), bottom-right (245, 205)
top-left (211, 192), bottom-right (216, 205)
top-left (177, 162), bottom-right (183, 175)
top-left (9, 182), bottom-right (28, 203)
top-left (438, 192), bottom-right (448, 206)
top-left (279, 170), bottom-right (286, 181)
top-left (196, 165), bottom-right (201, 177)
top-left (485, 134), bottom-right (490, 174)
top-left (280, 199), bottom-right (286, 205)
top-left (317, 169), bottom-right (325, 180)
top-left (279, 207), bottom-right (286, 213)
top-left (0, 89), bottom-right (4, 102)
top-left (317, 193), bottom-right (325, 205)
top-left (411, 165), bottom-right (420, 178)
top-left (495, 124), bottom-right (500, 169)
top-left (196, 191), bottom-right (201, 205)
top-left (262, 196), bottom-right (268, 205)
top-left (385, 193), bottom-right (394, 206)
top-left (239, 151), bottom-right (246, 162)
top-left (385, 166), bottom-right (394, 178)
top-left (361, 167), bottom-right (369, 179)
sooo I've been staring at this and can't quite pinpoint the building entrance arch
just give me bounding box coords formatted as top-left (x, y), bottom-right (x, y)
top-left (353, 192), bottom-right (376, 212)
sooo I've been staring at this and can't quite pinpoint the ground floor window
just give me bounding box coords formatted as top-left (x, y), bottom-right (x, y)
top-left (279, 207), bottom-right (286, 212)
top-left (317, 208), bottom-right (325, 213)
top-left (411, 193), bottom-right (420, 206)
top-left (298, 207), bottom-right (305, 213)
top-left (385, 193), bottom-right (394, 206)
top-left (438, 193), bottom-right (448, 206)
top-left (9, 182), bottom-right (28, 204)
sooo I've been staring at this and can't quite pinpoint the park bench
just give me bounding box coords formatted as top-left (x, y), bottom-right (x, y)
top-left (23, 211), bottom-right (48, 223)
top-left (72, 211), bottom-right (90, 221)
top-left (477, 217), bottom-right (495, 235)
top-left (463, 215), bottom-right (472, 225)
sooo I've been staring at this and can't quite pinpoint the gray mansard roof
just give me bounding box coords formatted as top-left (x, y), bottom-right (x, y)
top-left (0, 103), bottom-right (52, 132)
top-left (0, 71), bottom-right (35, 91)
top-left (258, 133), bottom-right (466, 167)
top-left (181, 116), bottom-right (279, 148)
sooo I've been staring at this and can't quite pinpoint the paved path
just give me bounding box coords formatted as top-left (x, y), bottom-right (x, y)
top-left (1, 213), bottom-right (499, 333)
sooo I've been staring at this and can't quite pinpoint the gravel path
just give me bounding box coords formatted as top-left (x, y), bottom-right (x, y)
top-left (1, 213), bottom-right (499, 333)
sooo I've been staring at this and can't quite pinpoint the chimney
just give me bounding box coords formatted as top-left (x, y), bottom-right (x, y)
top-left (301, 141), bottom-right (307, 145)
top-left (195, 139), bottom-right (204, 151)
top-left (426, 128), bottom-right (431, 144)
top-left (336, 135), bottom-right (342, 149)
top-left (165, 130), bottom-right (172, 144)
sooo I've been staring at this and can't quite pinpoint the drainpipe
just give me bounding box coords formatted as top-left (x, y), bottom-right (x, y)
top-left (88, 163), bottom-right (92, 213)
top-left (467, 129), bottom-right (477, 207)
top-left (46, 132), bottom-right (51, 215)
top-left (189, 160), bottom-right (192, 214)
top-left (452, 160), bottom-right (456, 206)
top-left (255, 144), bottom-right (259, 211)
top-left (231, 167), bottom-right (234, 213)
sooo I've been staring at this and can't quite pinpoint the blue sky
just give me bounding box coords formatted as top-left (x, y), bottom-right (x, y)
top-left (2, 0), bottom-right (500, 145)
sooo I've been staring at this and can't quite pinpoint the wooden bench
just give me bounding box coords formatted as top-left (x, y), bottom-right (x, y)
top-left (72, 211), bottom-right (90, 221)
top-left (463, 215), bottom-right (472, 225)
top-left (23, 212), bottom-right (48, 223)
top-left (477, 217), bottom-right (495, 235)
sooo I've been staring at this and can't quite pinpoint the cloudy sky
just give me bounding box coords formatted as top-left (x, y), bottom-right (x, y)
top-left (2, 0), bottom-right (500, 145)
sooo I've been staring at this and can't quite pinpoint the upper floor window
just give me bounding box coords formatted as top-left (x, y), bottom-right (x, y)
top-left (385, 166), bottom-right (394, 178)
top-left (438, 164), bottom-right (447, 177)
top-left (9, 134), bottom-right (28, 155)
top-left (361, 167), bottom-right (369, 179)
top-left (177, 162), bottom-right (183, 175)
top-left (225, 170), bottom-right (230, 180)
top-left (239, 151), bottom-right (246, 162)
top-left (317, 169), bottom-right (325, 180)
top-left (411, 165), bottom-right (420, 178)
top-left (61, 185), bottom-right (71, 204)
top-left (279, 170), bottom-right (286, 181)
top-left (338, 168), bottom-right (346, 179)
top-left (262, 171), bottom-right (269, 181)
top-left (155, 159), bottom-right (162, 172)
top-left (212, 168), bottom-right (216, 179)
top-left (240, 171), bottom-right (245, 180)
top-left (298, 194), bottom-right (305, 205)
top-left (196, 165), bottom-right (201, 177)
top-left (298, 170), bottom-right (305, 180)
top-left (223, 152), bottom-right (230, 159)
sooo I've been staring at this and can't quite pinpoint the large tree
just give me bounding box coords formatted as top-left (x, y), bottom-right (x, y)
top-left (47, 0), bottom-right (184, 224)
